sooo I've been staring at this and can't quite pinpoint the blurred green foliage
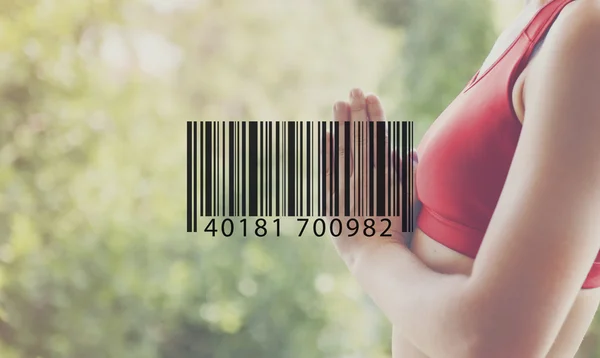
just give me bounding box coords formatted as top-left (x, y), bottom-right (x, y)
top-left (0, 0), bottom-right (597, 357)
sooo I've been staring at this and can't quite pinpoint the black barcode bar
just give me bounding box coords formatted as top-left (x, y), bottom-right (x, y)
top-left (376, 121), bottom-right (386, 216)
top-left (299, 122), bottom-right (302, 216)
top-left (236, 121), bottom-right (239, 216)
top-left (408, 121), bottom-right (413, 231)
top-left (199, 122), bottom-right (204, 218)
top-left (328, 121), bottom-right (332, 217)
top-left (394, 121), bottom-right (399, 217)
top-left (187, 122), bottom-right (193, 231)
top-left (268, 122), bottom-right (273, 216)
top-left (352, 121), bottom-right (356, 216)
top-left (282, 122), bottom-right (286, 216)
top-left (344, 121), bottom-right (351, 216)
top-left (386, 124), bottom-right (394, 213)
top-left (220, 122), bottom-right (224, 215)
top-left (275, 122), bottom-right (280, 216)
top-left (216, 122), bottom-right (219, 216)
top-left (401, 121), bottom-right (414, 232)
top-left (221, 122), bottom-right (225, 216)
top-left (321, 121), bottom-right (326, 216)
top-left (307, 122), bottom-right (311, 216)
top-left (186, 121), bottom-right (414, 231)
top-left (193, 121), bottom-right (198, 231)
top-left (241, 122), bottom-right (246, 216)
top-left (319, 121), bottom-right (324, 216)
top-left (368, 121), bottom-right (374, 216)
top-left (287, 122), bottom-right (295, 216)
top-left (228, 122), bottom-right (234, 216)
top-left (405, 122), bottom-right (415, 232)
top-left (205, 122), bottom-right (212, 216)
top-left (249, 122), bottom-right (258, 216)
top-left (259, 122), bottom-right (264, 216)
top-left (358, 122), bottom-right (363, 216)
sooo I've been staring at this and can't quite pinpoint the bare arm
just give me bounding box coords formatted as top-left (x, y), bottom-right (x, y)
top-left (332, 3), bottom-right (600, 358)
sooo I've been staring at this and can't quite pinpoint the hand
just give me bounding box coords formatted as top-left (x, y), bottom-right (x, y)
top-left (323, 88), bottom-right (421, 266)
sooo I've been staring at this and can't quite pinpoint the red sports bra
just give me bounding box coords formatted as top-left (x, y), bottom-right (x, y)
top-left (415, 0), bottom-right (600, 289)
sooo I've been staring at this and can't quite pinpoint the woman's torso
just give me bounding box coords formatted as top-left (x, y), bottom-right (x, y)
top-left (393, 2), bottom-right (600, 357)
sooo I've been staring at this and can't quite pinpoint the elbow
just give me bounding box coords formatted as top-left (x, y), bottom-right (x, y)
top-left (449, 311), bottom-right (545, 358)
top-left (458, 308), bottom-right (547, 357)
top-left (460, 340), bottom-right (543, 358)
top-left (433, 330), bottom-right (534, 358)
top-left (459, 341), bottom-right (506, 358)
top-left (431, 286), bottom-right (544, 358)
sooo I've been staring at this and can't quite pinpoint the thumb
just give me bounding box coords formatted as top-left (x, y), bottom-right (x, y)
top-left (391, 149), bottom-right (418, 184)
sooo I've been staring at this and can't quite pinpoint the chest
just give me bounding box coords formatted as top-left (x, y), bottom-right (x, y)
top-left (416, 41), bottom-right (533, 229)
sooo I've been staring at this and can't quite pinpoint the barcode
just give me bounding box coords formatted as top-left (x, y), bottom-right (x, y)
top-left (186, 121), bottom-right (414, 232)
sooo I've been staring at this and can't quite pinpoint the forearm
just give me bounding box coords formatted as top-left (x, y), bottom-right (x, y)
top-left (345, 240), bottom-right (479, 358)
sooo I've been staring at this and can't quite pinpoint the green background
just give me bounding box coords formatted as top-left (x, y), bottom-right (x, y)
top-left (1, 0), bottom-right (598, 357)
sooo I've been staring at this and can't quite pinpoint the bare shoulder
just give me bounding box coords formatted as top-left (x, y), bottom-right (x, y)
top-left (525, 0), bottom-right (600, 112)
top-left (559, 0), bottom-right (600, 25)
top-left (545, 0), bottom-right (600, 53)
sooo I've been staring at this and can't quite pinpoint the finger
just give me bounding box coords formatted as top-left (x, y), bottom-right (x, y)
top-left (325, 101), bottom-right (348, 186)
top-left (334, 101), bottom-right (353, 175)
top-left (366, 93), bottom-right (386, 122)
top-left (349, 88), bottom-right (368, 123)
top-left (366, 93), bottom-right (389, 168)
top-left (350, 88), bottom-right (369, 170)
top-left (349, 89), bottom-right (374, 216)
top-left (332, 101), bottom-right (353, 217)
top-left (366, 94), bottom-right (390, 213)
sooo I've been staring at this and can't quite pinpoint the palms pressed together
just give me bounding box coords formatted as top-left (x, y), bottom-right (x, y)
top-left (323, 88), bottom-right (421, 265)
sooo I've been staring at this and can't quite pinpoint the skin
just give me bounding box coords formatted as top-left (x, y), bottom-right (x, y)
top-left (326, 0), bottom-right (600, 357)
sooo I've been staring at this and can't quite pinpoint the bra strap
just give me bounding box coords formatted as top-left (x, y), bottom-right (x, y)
top-left (524, 0), bottom-right (575, 43)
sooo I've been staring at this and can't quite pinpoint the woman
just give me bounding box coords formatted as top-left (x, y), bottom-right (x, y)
top-left (325, 0), bottom-right (600, 357)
